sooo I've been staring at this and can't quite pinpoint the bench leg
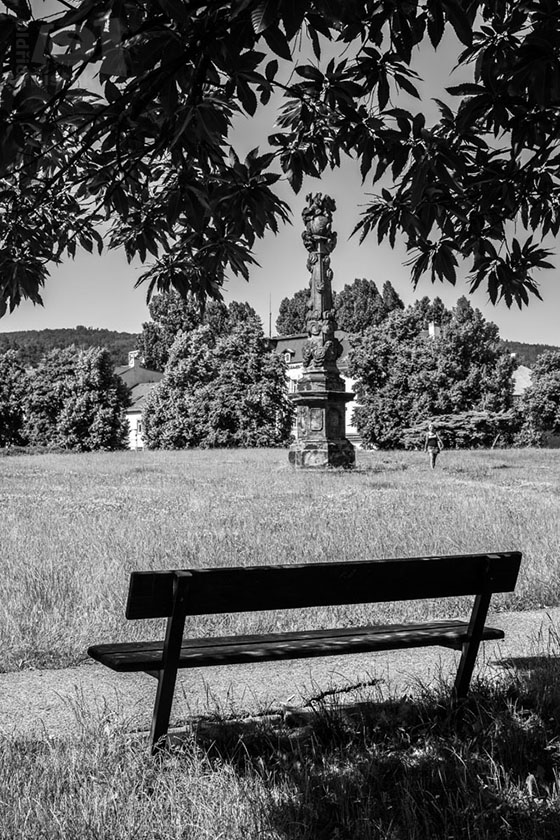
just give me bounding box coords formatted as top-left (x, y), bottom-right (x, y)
top-left (149, 572), bottom-right (191, 754)
top-left (453, 591), bottom-right (491, 699)
top-left (150, 665), bottom-right (180, 754)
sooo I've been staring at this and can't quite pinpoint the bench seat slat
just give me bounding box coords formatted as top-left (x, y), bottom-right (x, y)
top-left (88, 620), bottom-right (504, 673)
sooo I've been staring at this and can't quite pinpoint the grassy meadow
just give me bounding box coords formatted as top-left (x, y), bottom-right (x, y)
top-left (1, 446), bottom-right (560, 673)
top-left (2, 446), bottom-right (560, 838)
top-left (4, 654), bottom-right (560, 838)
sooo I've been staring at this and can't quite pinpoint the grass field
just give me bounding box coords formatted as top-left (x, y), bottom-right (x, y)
top-left (3, 657), bottom-right (560, 838)
top-left (1, 446), bottom-right (560, 673)
top-left (2, 447), bottom-right (560, 838)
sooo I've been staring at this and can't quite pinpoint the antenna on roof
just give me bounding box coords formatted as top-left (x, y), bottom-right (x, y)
top-left (268, 294), bottom-right (272, 338)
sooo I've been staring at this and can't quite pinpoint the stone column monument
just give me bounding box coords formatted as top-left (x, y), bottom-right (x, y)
top-left (288, 193), bottom-right (356, 469)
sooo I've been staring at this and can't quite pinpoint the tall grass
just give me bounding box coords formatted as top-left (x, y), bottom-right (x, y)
top-left (2, 659), bottom-right (560, 839)
top-left (2, 447), bottom-right (560, 839)
top-left (1, 447), bottom-right (559, 672)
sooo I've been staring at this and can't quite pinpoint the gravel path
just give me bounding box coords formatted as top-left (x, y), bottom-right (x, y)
top-left (1, 608), bottom-right (559, 742)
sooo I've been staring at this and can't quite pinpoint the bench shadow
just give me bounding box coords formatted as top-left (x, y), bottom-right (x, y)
top-left (493, 654), bottom-right (560, 672)
top-left (167, 667), bottom-right (560, 840)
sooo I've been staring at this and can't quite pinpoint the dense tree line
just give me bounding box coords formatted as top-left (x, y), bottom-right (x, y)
top-left (1, 3), bottom-right (560, 317)
top-left (136, 293), bottom-right (258, 372)
top-left (141, 297), bottom-right (293, 448)
top-left (0, 346), bottom-right (130, 451)
top-left (0, 295), bottom-right (291, 453)
top-left (136, 287), bottom-right (560, 451)
top-left (276, 279), bottom-right (404, 335)
top-left (517, 351), bottom-right (560, 446)
top-left (0, 327), bottom-right (139, 367)
top-left (348, 296), bottom-right (520, 448)
top-left (2, 286), bottom-right (559, 453)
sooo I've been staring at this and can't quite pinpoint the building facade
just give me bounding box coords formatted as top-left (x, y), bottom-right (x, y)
top-left (115, 352), bottom-right (162, 449)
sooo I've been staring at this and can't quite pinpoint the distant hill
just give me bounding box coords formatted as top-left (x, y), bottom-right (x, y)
top-left (502, 340), bottom-right (560, 368)
top-left (0, 327), bottom-right (556, 371)
top-left (0, 326), bottom-right (140, 367)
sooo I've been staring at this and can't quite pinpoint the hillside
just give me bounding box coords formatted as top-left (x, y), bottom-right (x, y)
top-left (0, 328), bottom-right (556, 370)
top-left (0, 326), bottom-right (140, 367)
top-left (502, 340), bottom-right (560, 368)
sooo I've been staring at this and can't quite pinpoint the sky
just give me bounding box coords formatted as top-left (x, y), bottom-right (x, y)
top-left (1, 3), bottom-right (558, 345)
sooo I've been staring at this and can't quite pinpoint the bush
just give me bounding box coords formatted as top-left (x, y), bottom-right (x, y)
top-left (401, 410), bottom-right (522, 450)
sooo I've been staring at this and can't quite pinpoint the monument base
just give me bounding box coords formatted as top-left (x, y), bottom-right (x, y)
top-left (289, 439), bottom-right (356, 470)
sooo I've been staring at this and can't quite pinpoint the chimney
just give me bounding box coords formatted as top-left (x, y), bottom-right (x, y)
top-left (128, 350), bottom-right (140, 368)
top-left (428, 321), bottom-right (440, 339)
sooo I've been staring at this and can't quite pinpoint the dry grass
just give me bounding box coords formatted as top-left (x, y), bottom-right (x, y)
top-left (2, 446), bottom-right (560, 839)
top-left (1, 446), bottom-right (559, 672)
top-left (2, 659), bottom-right (560, 839)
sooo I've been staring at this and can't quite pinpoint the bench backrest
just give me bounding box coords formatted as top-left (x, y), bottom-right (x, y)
top-left (125, 552), bottom-right (521, 620)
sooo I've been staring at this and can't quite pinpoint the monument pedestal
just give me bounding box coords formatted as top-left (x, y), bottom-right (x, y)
top-left (289, 390), bottom-right (355, 469)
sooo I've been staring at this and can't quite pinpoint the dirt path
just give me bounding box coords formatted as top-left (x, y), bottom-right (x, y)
top-left (1, 608), bottom-right (558, 742)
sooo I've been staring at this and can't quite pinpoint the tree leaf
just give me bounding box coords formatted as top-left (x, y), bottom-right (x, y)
top-left (262, 25), bottom-right (292, 61)
top-left (442, 0), bottom-right (473, 47)
top-left (265, 58), bottom-right (278, 81)
top-left (427, 0), bottom-right (444, 49)
top-left (281, 0), bottom-right (309, 40)
top-left (3, 0), bottom-right (31, 21)
top-left (446, 83), bottom-right (485, 96)
top-left (394, 73), bottom-right (420, 99)
top-left (251, 0), bottom-right (278, 35)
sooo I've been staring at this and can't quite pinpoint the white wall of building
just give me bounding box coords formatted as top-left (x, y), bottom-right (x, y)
top-left (127, 411), bottom-right (144, 450)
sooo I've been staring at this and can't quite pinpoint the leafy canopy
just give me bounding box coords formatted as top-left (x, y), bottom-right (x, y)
top-left (349, 295), bottom-right (517, 447)
top-left (1, 1), bottom-right (559, 315)
top-left (275, 278), bottom-right (403, 334)
top-left (136, 291), bottom-right (259, 370)
top-left (517, 350), bottom-right (560, 444)
top-left (0, 350), bottom-right (28, 446)
top-left (142, 312), bottom-right (293, 448)
top-left (23, 345), bottom-right (131, 450)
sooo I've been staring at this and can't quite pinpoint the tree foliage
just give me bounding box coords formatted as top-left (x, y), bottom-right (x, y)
top-left (0, 349), bottom-right (28, 446)
top-left (142, 314), bottom-right (293, 448)
top-left (349, 296), bottom-right (516, 447)
top-left (275, 278), bottom-right (403, 335)
top-left (275, 288), bottom-right (310, 335)
top-left (137, 291), bottom-right (260, 370)
top-left (1, 2), bottom-right (559, 315)
top-left (382, 280), bottom-right (405, 315)
top-left (336, 278), bottom-right (403, 333)
top-left (137, 291), bottom-right (214, 372)
top-left (517, 350), bottom-right (560, 445)
top-left (23, 346), bottom-right (130, 450)
top-left (401, 410), bottom-right (521, 450)
top-left (407, 295), bottom-right (450, 330)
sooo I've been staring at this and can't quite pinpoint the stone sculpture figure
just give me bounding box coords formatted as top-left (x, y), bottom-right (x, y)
top-left (289, 193), bottom-right (355, 469)
top-left (300, 193), bottom-right (342, 368)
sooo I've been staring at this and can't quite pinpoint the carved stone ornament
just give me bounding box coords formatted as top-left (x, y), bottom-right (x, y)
top-left (289, 191), bottom-right (355, 469)
top-left (301, 193), bottom-right (337, 254)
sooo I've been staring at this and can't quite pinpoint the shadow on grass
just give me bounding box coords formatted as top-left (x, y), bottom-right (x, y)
top-left (171, 667), bottom-right (560, 840)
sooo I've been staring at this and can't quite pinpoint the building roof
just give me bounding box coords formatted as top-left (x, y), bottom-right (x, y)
top-left (126, 382), bottom-right (158, 413)
top-left (115, 362), bottom-right (163, 387)
top-left (270, 331), bottom-right (352, 368)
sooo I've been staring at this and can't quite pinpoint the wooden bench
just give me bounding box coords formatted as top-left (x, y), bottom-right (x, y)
top-left (88, 551), bottom-right (521, 752)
